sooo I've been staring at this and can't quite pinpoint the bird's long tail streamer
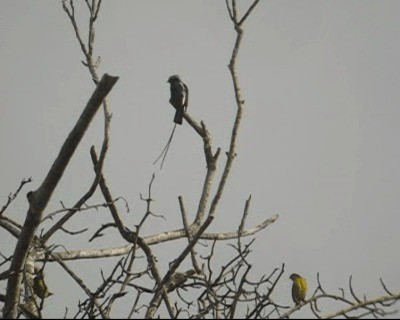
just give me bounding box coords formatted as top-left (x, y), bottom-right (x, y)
top-left (153, 124), bottom-right (177, 169)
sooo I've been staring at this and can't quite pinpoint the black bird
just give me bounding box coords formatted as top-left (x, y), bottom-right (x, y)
top-left (167, 75), bottom-right (189, 125)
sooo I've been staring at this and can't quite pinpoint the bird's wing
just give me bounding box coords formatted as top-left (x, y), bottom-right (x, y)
top-left (183, 82), bottom-right (189, 110)
top-left (170, 82), bottom-right (183, 108)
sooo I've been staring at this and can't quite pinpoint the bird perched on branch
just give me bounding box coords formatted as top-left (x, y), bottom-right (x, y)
top-left (289, 273), bottom-right (307, 305)
top-left (167, 269), bottom-right (196, 292)
top-left (152, 75), bottom-right (189, 169)
top-left (33, 271), bottom-right (53, 300)
top-left (153, 75), bottom-right (189, 168)
top-left (167, 74), bottom-right (189, 125)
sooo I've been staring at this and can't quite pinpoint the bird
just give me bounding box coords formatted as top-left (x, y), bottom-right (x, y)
top-left (33, 271), bottom-right (53, 300)
top-left (289, 273), bottom-right (307, 306)
top-left (167, 74), bottom-right (189, 125)
top-left (166, 269), bottom-right (196, 292)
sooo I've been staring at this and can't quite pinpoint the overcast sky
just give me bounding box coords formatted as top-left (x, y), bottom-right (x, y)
top-left (1, 1), bottom-right (400, 318)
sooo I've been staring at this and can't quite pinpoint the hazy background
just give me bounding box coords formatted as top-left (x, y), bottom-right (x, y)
top-left (1, 1), bottom-right (400, 318)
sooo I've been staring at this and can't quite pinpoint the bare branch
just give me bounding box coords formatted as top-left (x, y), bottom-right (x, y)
top-left (42, 96), bottom-right (112, 242)
top-left (3, 74), bottom-right (118, 318)
top-left (41, 199), bottom-right (123, 223)
top-left (225, 0), bottom-right (234, 21)
top-left (40, 215), bottom-right (278, 262)
top-left (321, 291), bottom-right (400, 319)
top-left (0, 178), bottom-right (32, 216)
top-left (49, 251), bottom-right (108, 318)
top-left (238, 0), bottom-right (261, 26)
top-left (0, 216), bottom-right (23, 239)
top-left (179, 196), bottom-right (202, 274)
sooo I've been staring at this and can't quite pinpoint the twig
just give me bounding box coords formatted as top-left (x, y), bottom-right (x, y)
top-left (41, 199), bottom-right (123, 223)
top-left (0, 178), bottom-right (32, 216)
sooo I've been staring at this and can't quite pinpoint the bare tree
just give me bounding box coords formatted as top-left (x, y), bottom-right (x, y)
top-left (1, 0), bottom-right (399, 319)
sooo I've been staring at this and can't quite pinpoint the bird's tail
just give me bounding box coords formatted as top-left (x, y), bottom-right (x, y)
top-left (174, 108), bottom-right (183, 125)
top-left (153, 124), bottom-right (177, 169)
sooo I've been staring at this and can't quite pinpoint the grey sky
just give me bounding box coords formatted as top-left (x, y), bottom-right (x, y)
top-left (1, 1), bottom-right (400, 318)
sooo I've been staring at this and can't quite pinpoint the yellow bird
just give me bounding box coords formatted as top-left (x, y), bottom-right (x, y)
top-left (289, 273), bottom-right (307, 305)
top-left (33, 272), bottom-right (53, 299)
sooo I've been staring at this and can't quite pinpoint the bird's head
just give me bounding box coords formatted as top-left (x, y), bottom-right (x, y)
top-left (289, 273), bottom-right (301, 281)
top-left (167, 74), bottom-right (181, 83)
